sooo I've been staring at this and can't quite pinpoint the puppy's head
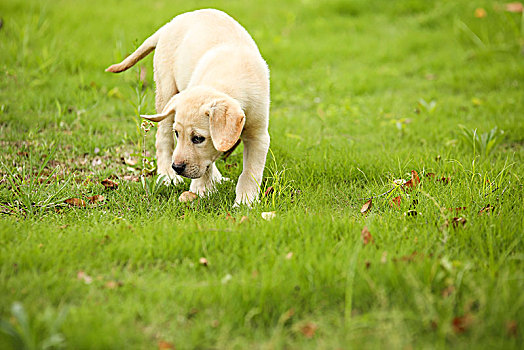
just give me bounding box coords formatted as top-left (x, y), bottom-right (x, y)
top-left (141, 88), bottom-right (245, 179)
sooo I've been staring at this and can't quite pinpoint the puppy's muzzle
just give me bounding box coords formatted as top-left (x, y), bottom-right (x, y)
top-left (172, 162), bottom-right (186, 175)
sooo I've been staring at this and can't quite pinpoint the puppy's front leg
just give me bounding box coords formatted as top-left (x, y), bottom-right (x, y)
top-left (189, 163), bottom-right (227, 197)
top-left (235, 132), bottom-right (270, 206)
top-left (155, 115), bottom-right (183, 185)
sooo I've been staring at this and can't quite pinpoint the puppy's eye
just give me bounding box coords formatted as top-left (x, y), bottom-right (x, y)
top-left (191, 135), bottom-right (205, 144)
top-left (174, 130), bottom-right (179, 138)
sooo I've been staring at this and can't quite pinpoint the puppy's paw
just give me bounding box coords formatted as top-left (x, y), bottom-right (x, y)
top-left (189, 181), bottom-right (216, 197)
top-left (233, 190), bottom-right (260, 208)
top-left (157, 167), bottom-right (184, 186)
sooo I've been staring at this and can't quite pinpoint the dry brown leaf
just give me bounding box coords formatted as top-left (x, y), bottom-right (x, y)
top-left (300, 322), bottom-right (318, 338)
top-left (505, 2), bottom-right (523, 13)
top-left (479, 204), bottom-right (494, 215)
top-left (87, 195), bottom-right (105, 204)
top-left (239, 216), bottom-right (248, 224)
top-left (65, 198), bottom-right (86, 207)
top-left (361, 226), bottom-right (374, 245)
top-left (105, 281), bottom-right (123, 289)
top-left (506, 320), bottom-right (518, 337)
top-left (437, 177), bottom-right (450, 184)
top-left (360, 199), bottom-right (372, 214)
top-left (77, 271), bottom-right (93, 284)
top-left (264, 186), bottom-right (274, 196)
top-left (452, 314), bottom-right (473, 334)
top-left (124, 157), bottom-right (138, 166)
top-left (225, 212), bottom-right (236, 222)
top-left (179, 191), bottom-right (198, 203)
top-left (425, 172), bottom-right (436, 178)
top-left (474, 8), bottom-right (487, 18)
top-left (391, 195), bottom-right (402, 208)
top-left (451, 217), bottom-right (467, 228)
top-left (199, 257), bottom-right (208, 266)
top-left (101, 179), bottom-right (118, 189)
top-left (158, 341), bottom-right (175, 350)
top-left (404, 170), bottom-right (420, 189)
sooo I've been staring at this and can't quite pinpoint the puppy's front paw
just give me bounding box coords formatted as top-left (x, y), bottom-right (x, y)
top-left (157, 167), bottom-right (184, 185)
top-left (234, 189), bottom-right (260, 208)
top-left (189, 180), bottom-right (216, 197)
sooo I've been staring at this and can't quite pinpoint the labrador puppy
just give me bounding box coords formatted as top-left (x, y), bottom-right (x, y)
top-left (106, 9), bottom-right (270, 206)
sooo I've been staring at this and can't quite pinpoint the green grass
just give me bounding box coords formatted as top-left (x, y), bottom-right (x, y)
top-left (1, 0), bottom-right (523, 348)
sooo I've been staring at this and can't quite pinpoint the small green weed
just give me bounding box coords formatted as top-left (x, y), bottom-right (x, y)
top-left (457, 125), bottom-right (504, 156)
top-left (0, 302), bottom-right (67, 350)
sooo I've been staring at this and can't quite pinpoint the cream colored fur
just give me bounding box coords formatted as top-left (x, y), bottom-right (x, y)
top-left (106, 9), bottom-right (270, 206)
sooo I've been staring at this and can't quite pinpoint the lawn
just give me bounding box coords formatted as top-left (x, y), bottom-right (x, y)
top-left (1, 0), bottom-right (523, 348)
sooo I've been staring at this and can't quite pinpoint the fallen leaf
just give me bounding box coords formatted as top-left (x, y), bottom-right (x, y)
top-left (225, 212), bottom-right (236, 222)
top-left (158, 341), bottom-right (175, 350)
top-left (124, 157), bottom-right (138, 166)
top-left (300, 322), bottom-right (318, 338)
top-left (451, 217), bottom-right (467, 228)
top-left (59, 225), bottom-right (69, 229)
top-left (425, 172), bottom-right (436, 178)
top-left (474, 8), bottom-right (487, 18)
top-left (365, 261), bottom-right (371, 269)
top-left (261, 211), bottom-right (276, 220)
top-left (101, 179), bottom-right (118, 189)
top-left (179, 191), bottom-right (197, 203)
top-left (448, 207), bottom-right (467, 212)
top-left (361, 226), bottom-right (374, 245)
top-left (452, 314), bottom-right (473, 334)
top-left (404, 170), bottom-right (420, 189)
top-left (360, 199), bottom-right (372, 214)
top-left (87, 195), bottom-right (105, 204)
top-left (105, 281), bottom-right (123, 289)
top-left (505, 2), bottom-right (523, 13)
top-left (391, 195), bottom-right (402, 208)
top-left (264, 186), bottom-right (274, 196)
top-left (77, 271), bottom-right (93, 284)
top-left (506, 320), bottom-right (518, 337)
top-left (239, 216), bottom-right (248, 224)
top-left (65, 198), bottom-right (86, 207)
top-left (437, 177), bottom-right (450, 184)
top-left (478, 204), bottom-right (494, 215)
top-left (199, 257), bottom-right (208, 266)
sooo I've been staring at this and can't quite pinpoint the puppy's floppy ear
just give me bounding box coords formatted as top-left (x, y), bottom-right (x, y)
top-left (206, 99), bottom-right (245, 152)
top-left (140, 95), bottom-right (177, 122)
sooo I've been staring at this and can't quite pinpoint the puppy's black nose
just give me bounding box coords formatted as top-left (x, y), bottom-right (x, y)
top-left (172, 162), bottom-right (186, 174)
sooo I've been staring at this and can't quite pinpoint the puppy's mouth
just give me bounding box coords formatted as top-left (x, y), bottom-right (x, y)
top-left (178, 165), bottom-right (207, 179)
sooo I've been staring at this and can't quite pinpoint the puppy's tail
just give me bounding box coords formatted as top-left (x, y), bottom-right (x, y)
top-left (105, 27), bottom-right (163, 73)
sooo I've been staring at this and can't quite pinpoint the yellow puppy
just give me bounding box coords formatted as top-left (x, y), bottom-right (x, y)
top-left (106, 9), bottom-right (270, 206)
